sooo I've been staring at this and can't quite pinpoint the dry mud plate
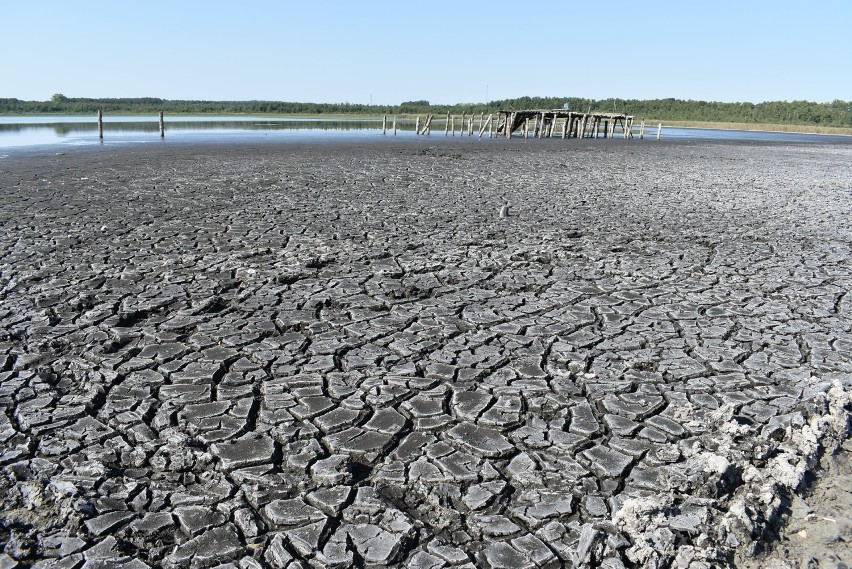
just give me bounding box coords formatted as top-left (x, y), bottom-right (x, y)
top-left (0, 139), bottom-right (850, 568)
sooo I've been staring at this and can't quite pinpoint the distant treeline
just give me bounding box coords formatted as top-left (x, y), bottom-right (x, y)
top-left (1, 94), bottom-right (850, 127)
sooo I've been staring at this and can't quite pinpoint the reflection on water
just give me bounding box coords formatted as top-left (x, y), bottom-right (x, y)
top-left (0, 119), bottom-right (385, 136)
top-left (0, 116), bottom-right (413, 149)
top-left (0, 115), bottom-right (849, 150)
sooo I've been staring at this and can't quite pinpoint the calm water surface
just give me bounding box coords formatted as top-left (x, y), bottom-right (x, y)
top-left (0, 115), bottom-right (849, 152)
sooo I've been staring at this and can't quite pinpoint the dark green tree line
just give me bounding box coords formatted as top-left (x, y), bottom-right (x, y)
top-left (1, 95), bottom-right (850, 127)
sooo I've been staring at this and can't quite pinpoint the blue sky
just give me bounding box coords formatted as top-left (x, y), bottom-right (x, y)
top-left (2, 0), bottom-right (849, 104)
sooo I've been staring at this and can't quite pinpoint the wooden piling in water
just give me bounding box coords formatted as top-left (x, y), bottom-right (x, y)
top-left (468, 116), bottom-right (473, 136)
top-left (639, 119), bottom-right (646, 139)
top-left (159, 111), bottom-right (164, 137)
top-left (657, 123), bottom-right (662, 140)
top-left (97, 110), bottom-right (103, 139)
top-left (415, 116), bottom-right (420, 135)
top-left (393, 117), bottom-right (397, 135)
top-left (382, 115), bottom-right (387, 135)
top-left (506, 112), bottom-right (515, 139)
top-left (420, 114), bottom-right (434, 135)
top-left (445, 112), bottom-right (450, 135)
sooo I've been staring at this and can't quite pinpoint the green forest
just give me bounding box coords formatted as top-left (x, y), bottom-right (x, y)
top-left (1, 94), bottom-right (850, 128)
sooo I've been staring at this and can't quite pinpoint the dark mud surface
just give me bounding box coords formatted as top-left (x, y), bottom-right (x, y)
top-left (0, 139), bottom-right (850, 568)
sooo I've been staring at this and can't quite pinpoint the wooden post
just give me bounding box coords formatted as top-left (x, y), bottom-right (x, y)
top-left (97, 110), bottom-right (103, 139)
top-left (478, 113), bottom-right (483, 133)
top-left (393, 116), bottom-right (397, 135)
top-left (537, 112), bottom-right (545, 139)
top-left (415, 116), bottom-right (420, 135)
top-left (639, 118), bottom-right (646, 139)
top-left (468, 115), bottom-right (473, 136)
top-left (382, 115), bottom-right (387, 135)
top-left (523, 118), bottom-right (529, 138)
top-left (657, 123), bottom-right (662, 140)
top-left (451, 116), bottom-right (455, 136)
top-left (459, 113), bottom-right (464, 136)
top-left (507, 112), bottom-right (515, 139)
top-left (561, 117), bottom-right (567, 139)
top-left (159, 111), bottom-right (165, 137)
top-left (445, 112), bottom-right (450, 135)
top-left (478, 114), bottom-right (491, 138)
top-left (489, 114), bottom-right (494, 138)
top-left (421, 114), bottom-right (433, 135)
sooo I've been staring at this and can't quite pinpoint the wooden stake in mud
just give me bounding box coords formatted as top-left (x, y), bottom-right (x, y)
top-left (451, 116), bottom-right (455, 136)
top-left (445, 112), bottom-right (450, 135)
top-left (159, 111), bottom-right (165, 137)
top-left (459, 114), bottom-right (464, 136)
top-left (523, 118), bottom-right (529, 138)
top-left (393, 116), bottom-right (397, 135)
top-left (468, 116), bottom-right (473, 136)
top-left (639, 118), bottom-right (646, 139)
top-left (97, 110), bottom-right (103, 139)
top-left (382, 115), bottom-right (387, 135)
top-left (415, 116), bottom-right (421, 135)
top-left (657, 123), bottom-right (662, 140)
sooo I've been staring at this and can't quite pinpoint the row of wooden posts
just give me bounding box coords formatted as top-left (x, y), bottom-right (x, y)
top-left (95, 110), bottom-right (165, 139)
top-left (381, 111), bottom-right (663, 140)
top-left (92, 110), bottom-right (661, 141)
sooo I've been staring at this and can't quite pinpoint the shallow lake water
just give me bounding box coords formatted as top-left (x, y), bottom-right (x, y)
top-left (0, 115), bottom-right (849, 152)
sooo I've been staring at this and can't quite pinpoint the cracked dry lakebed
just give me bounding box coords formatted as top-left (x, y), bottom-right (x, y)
top-left (0, 138), bottom-right (850, 568)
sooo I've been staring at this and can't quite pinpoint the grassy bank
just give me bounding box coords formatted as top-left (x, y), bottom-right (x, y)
top-left (658, 120), bottom-right (852, 136)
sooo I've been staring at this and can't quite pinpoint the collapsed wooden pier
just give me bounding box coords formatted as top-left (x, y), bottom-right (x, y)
top-left (397, 109), bottom-right (655, 140)
top-left (497, 109), bottom-right (636, 139)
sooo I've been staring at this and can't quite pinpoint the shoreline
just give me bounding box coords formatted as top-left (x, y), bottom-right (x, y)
top-left (0, 140), bottom-right (849, 568)
top-left (3, 130), bottom-right (852, 162)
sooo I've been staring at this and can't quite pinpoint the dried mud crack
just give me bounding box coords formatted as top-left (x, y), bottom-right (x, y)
top-left (0, 139), bottom-right (850, 568)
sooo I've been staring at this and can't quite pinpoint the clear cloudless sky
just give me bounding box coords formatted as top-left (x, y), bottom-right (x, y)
top-left (2, 0), bottom-right (850, 104)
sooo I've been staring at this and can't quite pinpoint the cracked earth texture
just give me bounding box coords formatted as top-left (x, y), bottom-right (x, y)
top-left (0, 139), bottom-right (850, 569)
